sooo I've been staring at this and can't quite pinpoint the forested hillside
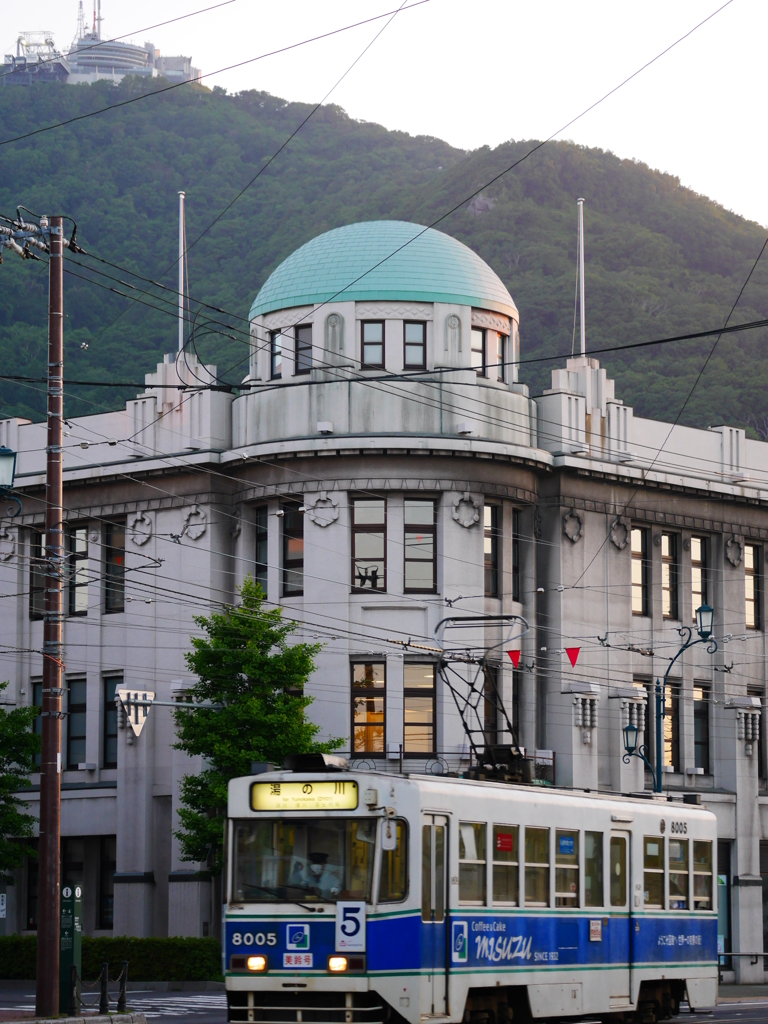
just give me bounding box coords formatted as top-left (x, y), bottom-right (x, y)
top-left (1, 76), bottom-right (766, 432)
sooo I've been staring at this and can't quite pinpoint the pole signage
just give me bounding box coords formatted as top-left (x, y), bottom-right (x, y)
top-left (59, 884), bottom-right (82, 1014)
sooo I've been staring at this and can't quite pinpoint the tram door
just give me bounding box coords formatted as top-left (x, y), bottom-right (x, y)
top-left (609, 832), bottom-right (631, 1006)
top-left (421, 815), bottom-right (448, 1016)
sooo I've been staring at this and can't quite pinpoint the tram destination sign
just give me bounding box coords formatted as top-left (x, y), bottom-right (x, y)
top-left (251, 780), bottom-right (359, 811)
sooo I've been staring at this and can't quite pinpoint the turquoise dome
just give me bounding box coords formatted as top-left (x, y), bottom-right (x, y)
top-left (249, 220), bottom-right (517, 319)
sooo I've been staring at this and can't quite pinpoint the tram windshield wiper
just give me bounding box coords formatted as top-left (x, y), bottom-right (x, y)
top-left (240, 881), bottom-right (322, 913)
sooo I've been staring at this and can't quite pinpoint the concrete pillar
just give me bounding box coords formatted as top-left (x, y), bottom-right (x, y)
top-left (113, 708), bottom-right (155, 937)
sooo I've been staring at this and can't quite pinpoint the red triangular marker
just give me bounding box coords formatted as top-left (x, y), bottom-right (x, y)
top-left (565, 647), bottom-right (580, 667)
top-left (506, 649), bottom-right (521, 668)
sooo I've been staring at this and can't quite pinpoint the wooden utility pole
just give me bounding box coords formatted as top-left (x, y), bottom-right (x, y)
top-left (35, 215), bottom-right (64, 1018)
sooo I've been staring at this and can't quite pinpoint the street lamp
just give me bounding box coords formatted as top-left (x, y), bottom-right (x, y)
top-left (653, 604), bottom-right (718, 793)
top-left (0, 445), bottom-right (21, 517)
top-left (622, 719), bottom-right (657, 790)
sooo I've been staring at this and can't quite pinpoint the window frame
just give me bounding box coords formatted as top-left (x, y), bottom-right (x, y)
top-left (470, 327), bottom-right (486, 377)
top-left (555, 829), bottom-right (579, 908)
top-left (281, 502), bottom-right (304, 597)
top-left (491, 331), bottom-right (507, 383)
top-left (668, 837), bottom-right (689, 911)
top-left (270, 330), bottom-right (283, 380)
top-left (294, 324), bottom-right (312, 375)
top-left (492, 824), bottom-right (519, 907)
top-left (690, 536), bottom-right (707, 622)
top-left (458, 821), bottom-right (487, 906)
top-left (351, 497), bottom-right (387, 592)
top-left (693, 683), bottom-right (710, 774)
top-left (661, 532), bottom-right (680, 620)
top-left (378, 819), bottom-right (408, 903)
top-left (693, 839), bottom-right (713, 912)
top-left (103, 675), bottom-right (121, 769)
top-left (403, 497), bottom-right (436, 594)
top-left (512, 508), bottom-right (520, 602)
top-left (29, 528), bottom-right (46, 620)
top-left (746, 543), bottom-right (761, 630)
top-left (104, 521), bottom-right (125, 614)
top-left (351, 661), bottom-right (386, 756)
top-left (361, 320), bottom-right (385, 370)
top-left (403, 320), bottom-right (426, 371)
top-left (67, 523), bottom-right (89, 617)
top-left (524, 825), bottom-right (550, 908)
top-left (254, 505), bottom-right (269, 594)
top-left (66, 676), bottom-right (87, 770)
top-left (484, 503), bottom-right (500, 598)
top-left (643, 835), bottom-right (665, 910)
top-left (403, 662), bottom-right (436, 755)
top-left (584, 830), bottom-right (604, 908)
top-left (631, 527), bottom-right (650, 616)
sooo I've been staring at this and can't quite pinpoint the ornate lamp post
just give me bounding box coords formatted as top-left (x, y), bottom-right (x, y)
top-left (0, 445), bottom-right (21, 517)
top-left (654, 604), bottom-right (717, 793)
top-left (623, 719), bottom-right (657, 790)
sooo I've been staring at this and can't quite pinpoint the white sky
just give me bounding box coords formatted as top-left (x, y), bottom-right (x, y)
top-left (7, 0), bottom-right (766, 228)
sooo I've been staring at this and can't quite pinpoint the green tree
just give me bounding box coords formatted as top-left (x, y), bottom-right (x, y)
top-left (173, 577), bottom-right (342, 871)
top-left (0, 682), bottom-right (40, 873)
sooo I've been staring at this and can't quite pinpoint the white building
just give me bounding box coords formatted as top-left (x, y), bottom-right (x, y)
top-left (1, 220), bottom-right (767, 981)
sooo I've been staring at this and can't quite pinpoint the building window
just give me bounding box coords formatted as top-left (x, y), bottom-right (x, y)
top-left (555, 830), bottom-right (579, 908)
top-left (352, 498), bottom-right (386, 591)
top-left (403, 663), bottom-right (435, 754)
top-left (512, 669), bottom-right (521, 740)
top-left (361, 320), bottom-right (384, 368)
top-left (669, 838), bottom-right (689, 910)
top-left (484, 504), bottom-right (500, 597)
top-left (29, 529), bottom-right (46, 620)
top-left (512, 509), bottom-right (520, 602)
top-left (644, 836), bottom-right (664, 909)
top-left (67, 677), bottom-right (87, 769)
top-left (104, 522), bottom-right (125, 613)
top-left (585, 831), bottom-right (603, 907)
top-left (32, 678), bottom-right (42, 768)
top-left (525, 826), bottom-right (550, 907)
top-left (103, 675), bottom-right (120, 769)
top-left (470, 328), bottom-right (485, 376)
top-left (270, 330), bottom-right (282, 379)
top-left (281, 503), bottom-right (304, 596)
top-left (295, 324), bottom-right (312, 374)
top-left (661, 533), bottom-right (679, 619)
top-left (99, 836), bottom-right (116, 930)
top-left (459, 821), bottom-right (486, 905)
top-left (491, 332), bottom-right (506, 382)
top-left (62, 837), bottom-right (85, 888)
top-left (404, 498), bottom-right (436, 593)
top-left (691, 536), bottom-right (707, 621)
top-left (694, 684), bottom-right (710, 774)
top-left (746, 544), bottom-right (761, 630)
top-left (483, 666), bottom-right (499, 746)
top-left (492, 825), bottom-right (518, 905)
top-left (631, 527), bottom-right (649, 616)
top-left (255, 505), bottom-right (268, 594)
top-left (351, 662), bottom-right (385, 754)
top-left (67, 525), bottom-right (88, 617)
top-left (664, 687), bottom-right (679, 772)
top-left (403, 321), bottom-right (426, 370)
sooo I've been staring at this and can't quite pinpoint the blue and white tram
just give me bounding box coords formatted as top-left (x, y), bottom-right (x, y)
top-left (224, 759), bottom-right (717, 1023)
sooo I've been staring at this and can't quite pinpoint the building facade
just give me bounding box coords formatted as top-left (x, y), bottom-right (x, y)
top-left (0, 220), bottom-right (767, 980)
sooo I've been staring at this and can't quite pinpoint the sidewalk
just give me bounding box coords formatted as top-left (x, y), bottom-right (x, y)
top-left (718, 983), bottom-right (768, 1001)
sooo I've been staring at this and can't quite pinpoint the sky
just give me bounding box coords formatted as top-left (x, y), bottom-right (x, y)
top-left (6, 0), bottom-right (767, 228)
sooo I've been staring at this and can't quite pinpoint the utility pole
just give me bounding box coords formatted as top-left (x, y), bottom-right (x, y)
top-left (36, 215), bottom-right (65, 1017)
top-left (178, 190), bottom-right (186, 352)
top-left (577, 197), bottom-right (586, 357)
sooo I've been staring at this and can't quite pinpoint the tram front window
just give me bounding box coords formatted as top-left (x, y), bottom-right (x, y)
top-left (233, 818), bottom-right (376, 902)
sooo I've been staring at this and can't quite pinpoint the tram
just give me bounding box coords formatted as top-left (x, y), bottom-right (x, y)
top-left (223, 755), bottom-right (717, 1023)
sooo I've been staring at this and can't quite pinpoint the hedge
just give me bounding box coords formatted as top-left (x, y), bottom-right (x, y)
top-left (0, 935), bottom-right (222, 981)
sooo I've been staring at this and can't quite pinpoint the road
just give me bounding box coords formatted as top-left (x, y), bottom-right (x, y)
top-left (1, 991), bottom-right (768, 1023)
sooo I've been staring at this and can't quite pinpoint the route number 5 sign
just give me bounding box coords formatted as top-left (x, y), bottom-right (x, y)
top-left (335, 901), bottom-right (366, 952)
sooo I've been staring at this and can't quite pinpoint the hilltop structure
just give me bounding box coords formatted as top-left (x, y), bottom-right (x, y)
top-left (1, 1), bottom-right (200, 87)
top-left (0, 220), bottom-right (766, 983)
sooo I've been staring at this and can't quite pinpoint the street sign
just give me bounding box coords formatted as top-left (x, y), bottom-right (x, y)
top-left (59, 884), bottom-right (82, 1014)
top-left (117, 689), bottom-right (156, 736)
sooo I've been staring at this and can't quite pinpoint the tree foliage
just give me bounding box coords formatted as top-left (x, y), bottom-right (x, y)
top-left (0, 682), bottom-right (40, 873)
top-left (173, 577), bottom-right (341, 870)
top-left (1, 78), bottom-right (767, 431)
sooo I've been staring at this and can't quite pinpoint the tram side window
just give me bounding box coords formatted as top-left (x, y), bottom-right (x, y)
top-left (492, 825), bottom-right (518, 905)
top-left (525, 827), bottom-right (550, 908)
top-left (693, 840), bottom-right (713, 910)
top-left (669, 838), bottom-right (689, 910)
top-left (610, 836), bottom-right (627, 906)
top-left (644, 836), bottom-right (665, 909)
top-left (459, 822), bottom-right (486, 905)
top-left (585, 831), bottom-right (603, 907)
top-left (379, 820), bottom-right (407, 903)
top-left (555, 830), bottom-right (579, 907)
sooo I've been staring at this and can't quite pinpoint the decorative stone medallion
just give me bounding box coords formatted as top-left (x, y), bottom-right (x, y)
top-left (725, 534), bottom-right (744, 567)
top-left (183, 506), bottom-right (208, 541)
top-left (452, 491), bottom-right (480, 529)
top-left (563, 508), bottom-right (584, 543)
top-left (129, 511), bottom-right (153, 547)
top-left (609, 517), bottom-right (629, 551)
top-left (0, 527), bottom-right (15, 561)
top-left (304, 492), bottom-right (339, 528)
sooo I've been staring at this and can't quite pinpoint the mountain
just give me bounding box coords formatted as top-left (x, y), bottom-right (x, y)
top-left (0, 77), bottom-right (766, 434)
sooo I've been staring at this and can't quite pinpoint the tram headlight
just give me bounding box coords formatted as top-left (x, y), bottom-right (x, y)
top-left (247, 955), bottom-right (267, 972)
top-left (328, 957), bottom-right (348, 972)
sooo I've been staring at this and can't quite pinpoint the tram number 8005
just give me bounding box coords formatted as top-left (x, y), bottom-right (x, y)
top-left (670, 821), bottom-right (688, 835)
top-left (232, 932), bottom-right (277, 947)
